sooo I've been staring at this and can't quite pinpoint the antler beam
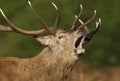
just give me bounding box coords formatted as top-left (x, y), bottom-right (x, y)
top-left (0, 1), bottom-right (61, 35)
top-left (0, 2), bottom-right (100, 36)
top-left (0, 9), bottom-right (48, 35)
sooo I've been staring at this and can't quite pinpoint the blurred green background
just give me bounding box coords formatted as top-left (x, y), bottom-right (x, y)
top-left (0, 0), bottom-right (120, 67)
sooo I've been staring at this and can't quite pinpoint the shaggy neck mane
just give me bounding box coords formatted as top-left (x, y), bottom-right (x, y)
top-left (28, 47), bottom-right (77, 80)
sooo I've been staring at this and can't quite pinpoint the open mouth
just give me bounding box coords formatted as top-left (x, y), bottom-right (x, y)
top-left (74, 27), bottom-right (98, 48)
top-left (74, 29), bottom-right (87, 49)
top-left (74, 35), bottom-right (86, 55)
top-left (74, 18), bottom-right (100, 47)
top-left (74, 26), bottom-right (99, 55)
top-left (75, 36), bottom-right (83, 48)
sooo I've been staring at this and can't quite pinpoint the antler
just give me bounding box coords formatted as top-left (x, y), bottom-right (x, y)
top-left (71, 4), bottom-right (83, 30)
top-left (0, 9), bottom-right (47, 35)
top-left (75, 14), bottom-right (101, 34)
top-left (51, 2), bottom-right (61, 30)
top-left (74, 15), bottom-right (89, 32)
top-left (77, 10), bottom-right (96, 30)
top-left (71, 4), bottom-right (97, 31)
top-left (0, 1), bottom-right (60, 35)
top-left (91, 18), bottom-right (101, 34)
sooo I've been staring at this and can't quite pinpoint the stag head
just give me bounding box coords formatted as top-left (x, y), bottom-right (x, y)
top-left (0, 1), bottom-right (101, 69)
top-left (31, 2), bottom-right (101, 59)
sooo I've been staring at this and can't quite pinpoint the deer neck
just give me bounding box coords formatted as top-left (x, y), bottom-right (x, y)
top-left (30, 47), bottom-right (78, 79)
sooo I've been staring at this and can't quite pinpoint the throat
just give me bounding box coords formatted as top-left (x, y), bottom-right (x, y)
top-left (30, 47), bottom-right (77, 80)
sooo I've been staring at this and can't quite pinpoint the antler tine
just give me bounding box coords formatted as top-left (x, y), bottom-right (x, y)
top-left (71, 4), bottom-right (83, 30)
top-left (51, 2), bottom-right (60, 30)
top-left (77, 10), bottom-right (96, 29)
top-left (28, 0), bottom-right (55, 35)
top-left (0, 9), bottom-right (49, 35)
top-left (91, 18), bottom-right (101, 34)
top-left (74, 15), bottom-right (89, 32)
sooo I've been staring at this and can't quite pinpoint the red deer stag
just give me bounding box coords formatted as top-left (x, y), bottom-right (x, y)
top-left (0, 1), bottom-right (101, 81)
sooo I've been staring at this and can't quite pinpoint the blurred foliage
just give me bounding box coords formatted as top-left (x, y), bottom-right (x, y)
top-left (0, 0), bottom-right (120, 67)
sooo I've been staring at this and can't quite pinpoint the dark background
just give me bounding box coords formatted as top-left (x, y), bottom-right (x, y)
top-left (0, 0), bottom-right (120, 67)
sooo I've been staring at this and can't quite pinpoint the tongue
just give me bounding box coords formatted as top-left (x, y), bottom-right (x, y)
top-left (75, 48), bottom-right (85, 55)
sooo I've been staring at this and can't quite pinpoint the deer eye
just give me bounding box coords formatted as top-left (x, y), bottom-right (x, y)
top-left (58, 35), bottom-right (64, 39)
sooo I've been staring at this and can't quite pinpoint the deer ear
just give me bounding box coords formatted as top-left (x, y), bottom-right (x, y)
top-left (34, 36), bottom-right (52, 45)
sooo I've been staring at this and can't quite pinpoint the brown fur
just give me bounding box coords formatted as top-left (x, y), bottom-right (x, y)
top-left (0, 47), bottom-right (76, 81)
